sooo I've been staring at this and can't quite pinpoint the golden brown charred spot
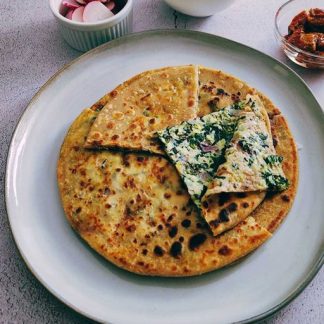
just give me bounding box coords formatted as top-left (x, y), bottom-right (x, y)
top-left (188, 99), bottom-right (195, 107)
top-left (218, 245), bottom-right (232, 256)
top-left (189, 233), bottom-right (207, 250)
top-left (142, 249), bottom-right (148, 256)
top-left (110, 90), bottom-right (118, 98)
top-left (106, 121), bottom-right (114, 129)
top-left (91, 103), bottom-right (104, 112)
top-left (136, 156), bottom-right (145, 163)
top-left (217, 88), bottom-right (229, 96)
top-left (149, 219), bottom-right (156, 227)
top-left (91, 140), bottom-right (103, 146)
top-left (75, 207), bottom-right (82, 214)
top-left (118, 257), bottom-right (127, 265)
top-left (209, 219), bottom-right (220, 228)
top-left (219, 209), bottom-right (230, 222)
top-left (154, 245), bottom-right (164, 256)
top-left (164, 193), bottom-right (171, 199)
top-left (140, 93), bottom-right (151, 101)
top-left (167, 214), bottom-right (175, 222)
top-left (124, 206), bottom-right (132, 218)
top-left (103, 187), bottom-right (110, 195)
top-left (137, 261), bottom-right (145, 266)
top-left (228, 202), bottom-right (238, 212)
top-left (281, 194), bottom-right (290, 202)
top-left (231, 93), bottom-right (240, 103)
top-left (105, 203), bottom-right (111, 209)
top-left (73, 146), bottom-right (80, 152)
top-left (157, 224), bottom-right (163, 231)
top-left (218, 192), bottom-right (231, 206)
top-left (122, 155), bottom-right (130, 167)
top-left (76, 215), bottom-right (103, 234)
top-left (126, 224), bottom-right (136, 232)
top-left (202, 201), bottom-right (209, 208)
top-left (152, 163), bottom-right (169, 184)
top-left (168, 226), bottom-right (178, 238)
top-left (181, 219), bottom-right (191, 228)
top-left (208, 97), bottom-right (220, 110)
top-left (242, 202), bottom-right (249, 208)
top-left (179, 236), bottom-right (184, 243)
top-left (149, 118), bottom-right (156, 124)
top-left (248, 233), bottom-right (265, 244)
top-left (111, 135), bottom-right (119, 141)
top-left (170, 242), bottom-right (182, 258)
top-left (124, 177), bottom-right (136, 189)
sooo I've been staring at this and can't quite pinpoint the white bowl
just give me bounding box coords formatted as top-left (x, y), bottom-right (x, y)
top-left (164, 0), bottom-right (235, 17)
top-left (49, 0), bottom-right (133, 52)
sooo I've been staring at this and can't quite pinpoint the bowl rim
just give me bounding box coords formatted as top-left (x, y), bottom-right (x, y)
top-left (49, 0), bottom-right (133, 27)
top-left (274, 0), bottom-right (324, 60)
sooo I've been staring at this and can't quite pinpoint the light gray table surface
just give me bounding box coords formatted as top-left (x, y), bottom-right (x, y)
top-left (0, 0), bottom-right (323, 323)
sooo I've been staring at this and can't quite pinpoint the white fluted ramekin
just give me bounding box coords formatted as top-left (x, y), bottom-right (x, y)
top-left (49, 0), bottom-right (133, 52)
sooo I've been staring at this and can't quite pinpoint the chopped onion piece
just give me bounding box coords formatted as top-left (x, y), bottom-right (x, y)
top-left (83, 1), bottom-right (114, 22)
top-left (66, 9), bottom-right (74, 19)
top-left (106, 1), bottom-right (115, 11)
top-left (72, 6), bottom-right (85, 22)
top-left (62, 0), bottom-right (80, 10)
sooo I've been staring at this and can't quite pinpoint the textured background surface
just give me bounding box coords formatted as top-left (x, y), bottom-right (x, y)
top-left (0, 0), bottom-right (323, 323)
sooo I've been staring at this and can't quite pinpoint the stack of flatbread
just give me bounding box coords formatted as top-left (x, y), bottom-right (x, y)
top-left (57, 65), bottom-right (298, 276)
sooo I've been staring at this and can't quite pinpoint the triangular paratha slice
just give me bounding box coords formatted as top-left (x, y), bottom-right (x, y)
top-left (157, 100), bottom-right (251, 207)
top-left (197, 66), bottom-right (284, 236)
top-left (204, 112), bottom-right (288, 195)
top-left (201, 95), bottom-right (287, 236)
top-left (84, 65), bottom-right (199, 154)
top-left (157, 95), bottom-right (275, 208)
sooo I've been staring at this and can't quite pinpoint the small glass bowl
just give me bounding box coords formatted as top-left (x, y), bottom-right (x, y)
top-left (275, 0), bottom-right (324, 69)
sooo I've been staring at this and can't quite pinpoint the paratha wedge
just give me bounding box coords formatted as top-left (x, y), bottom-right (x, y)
top-left (84, 65), bottom-right (199, 154)
top-left (157, 94), bottom-right (277, 207)
top-left (197, 67), bottom-right (288, 236)
top-left (204, 111), bottom-right (288, 196)
top-left (157, 92), bottom-right (287, 237)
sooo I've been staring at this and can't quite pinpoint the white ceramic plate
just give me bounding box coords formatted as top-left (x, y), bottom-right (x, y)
top-left (6, 30), bottom-right (324, 324)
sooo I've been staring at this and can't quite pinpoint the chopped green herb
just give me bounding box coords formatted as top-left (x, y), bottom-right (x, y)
top-left (264, 155), bottom-right (283, 165)
top-left (262, 171), bottom-right (289, 191)
top-left (232, 163), bottom-right (239, 170)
